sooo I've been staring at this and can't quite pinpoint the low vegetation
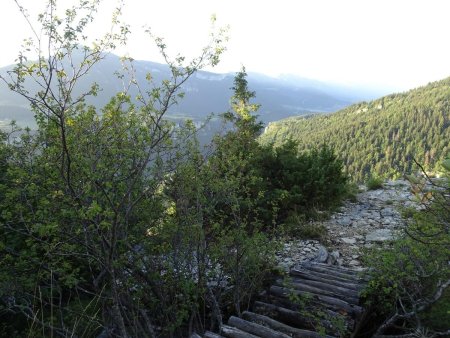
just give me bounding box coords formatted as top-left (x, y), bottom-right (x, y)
top-left (0, 2), bottom-right (349, 336)
top-left (366, 175), bottom-right (384, 190)
top-left (362, 161), bottom-right (450, 336)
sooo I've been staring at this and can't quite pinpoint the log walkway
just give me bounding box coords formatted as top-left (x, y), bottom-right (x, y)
top-left (202, 262), bottom-right (368, 338)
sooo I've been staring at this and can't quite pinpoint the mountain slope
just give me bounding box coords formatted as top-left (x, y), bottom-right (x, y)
top-left (0, 54), bottom-right (353, 128)
top-left (260, 77), bottom-right (450, 181)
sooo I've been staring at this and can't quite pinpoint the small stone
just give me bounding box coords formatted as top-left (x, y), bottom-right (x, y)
top-left (337, 216), bottom-right (352, 226)
top-left (331, 250), bottom-right (340, 258)
top-left (349, 260), bottom-right (360, 266)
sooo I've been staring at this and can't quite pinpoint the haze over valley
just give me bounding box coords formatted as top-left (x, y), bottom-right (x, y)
top-left (0, 53), bottom-right (385, 129)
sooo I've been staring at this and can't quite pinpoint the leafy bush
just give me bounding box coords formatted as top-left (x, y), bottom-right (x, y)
top-left (0, 5), bottom-right (350, 332)
top-left (362, 160), bottom-right (450, 336)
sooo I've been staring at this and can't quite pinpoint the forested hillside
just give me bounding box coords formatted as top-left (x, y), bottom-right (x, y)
top-left (260, 78), bottom-right (450, 181)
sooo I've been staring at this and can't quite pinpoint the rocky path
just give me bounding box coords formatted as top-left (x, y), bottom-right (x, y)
top-left (195, 180), bottom-right (417, 337)
top-left (325, 179), bottom-right (416, 268)
top-left (277, 179), bottom-right (416, 270)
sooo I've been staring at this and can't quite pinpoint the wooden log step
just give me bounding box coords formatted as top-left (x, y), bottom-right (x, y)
top-left (310, 262), bottom-right (365, 275)
top-left (274, 279), bottom-right (360, 305)
top-left (289, 271), bottom-right (362, 292)
top-left (220, 324), bottom-right (259, 338)
top-left (289, 276), bottom-right (361, 297)
top-left (289, 267), bottom-right (365, 288)
top-left (269, 285), bottom-right (363, 317)
top-left (297, 263), bottom-right (365, 282)
top-left (253, 300), bottom-right (354, 335)
top-left (283, 277), bottom-right (360, 300)
top-left (228, 316), bottom-right (291, 338)
top-left (309, 263), bottom-right (371, 282)
top-left (253, 300), bottom-right (319, 331)
top-left (242, 311), bottom-right (336, 338)
top-left (204, 331), bottom-right (225, 338)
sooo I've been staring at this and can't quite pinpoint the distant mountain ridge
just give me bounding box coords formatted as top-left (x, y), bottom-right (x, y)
top-left (0, 53), bottom-right (365, 128)
top-left (260, 77), bottom-right (450, 181)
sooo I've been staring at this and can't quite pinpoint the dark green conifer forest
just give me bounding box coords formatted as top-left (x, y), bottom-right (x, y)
top-left (261, 79), bottom-right (450, 181)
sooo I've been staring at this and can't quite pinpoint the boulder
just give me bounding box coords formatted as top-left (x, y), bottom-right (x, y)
top-left (312, 245), bottom-right (328, 263)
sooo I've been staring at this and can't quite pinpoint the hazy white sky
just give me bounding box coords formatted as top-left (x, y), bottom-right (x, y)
top-left (1, 0), bottom-right (450, 91)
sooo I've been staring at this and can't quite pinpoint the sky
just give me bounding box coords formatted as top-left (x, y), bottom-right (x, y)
top-left (1, 0), bottom-right (450, 92)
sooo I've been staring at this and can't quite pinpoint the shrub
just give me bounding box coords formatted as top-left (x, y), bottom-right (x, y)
top-left (255, 140), bottom-right (349, 225)
top-left (282, 213), bottom-right (328, 240)
top-left (362, 160), bottom-right (450, 336)
top-left (366, 175), bottom-right (384, 190)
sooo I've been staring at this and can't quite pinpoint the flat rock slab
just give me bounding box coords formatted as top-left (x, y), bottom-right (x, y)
top-left (365, 228), bottom-right (394, 242)
top-left (341, 237), bottom-right (357, 244)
